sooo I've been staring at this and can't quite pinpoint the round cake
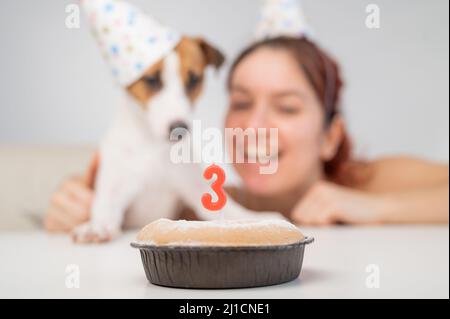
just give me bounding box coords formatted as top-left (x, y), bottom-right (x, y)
top-left (132, 218), bottom-right (313, 288)
top-left (135, 218), bottom-right (304, 247)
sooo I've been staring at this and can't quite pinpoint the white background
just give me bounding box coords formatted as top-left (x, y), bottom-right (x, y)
top-left (0, 0), bottom-right (448, 161)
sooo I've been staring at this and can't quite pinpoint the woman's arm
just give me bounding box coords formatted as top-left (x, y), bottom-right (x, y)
top-left (44, 153), bottom-right (99, 232)
top-left (291, 157), bottom-right (449, 225)
top-left (380, 183), bottom-right (448, 224)
top-left (361, 157), bottom-right (448, 193)
top-left (364, 157), bottom-right (449, 224)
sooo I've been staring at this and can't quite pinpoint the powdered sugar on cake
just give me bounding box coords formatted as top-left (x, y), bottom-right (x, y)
top-left (134, 218), bottom-right (304, 246)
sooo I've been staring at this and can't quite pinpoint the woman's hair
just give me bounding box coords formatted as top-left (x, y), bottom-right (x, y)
top-left (227, 36), bottom-right (353, 184)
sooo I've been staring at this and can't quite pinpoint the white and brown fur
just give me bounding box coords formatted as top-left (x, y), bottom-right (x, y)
top-left (73, 37), bottom-right (283, 243)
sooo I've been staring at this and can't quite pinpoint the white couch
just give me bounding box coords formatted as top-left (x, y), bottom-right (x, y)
top-left (0, 145), bottom-right (95, 231)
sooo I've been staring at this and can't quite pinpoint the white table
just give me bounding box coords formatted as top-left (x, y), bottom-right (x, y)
top-left (0, 226), bottom-right (448, 299)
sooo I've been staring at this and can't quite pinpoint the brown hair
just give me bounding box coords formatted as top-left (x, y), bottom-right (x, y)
top-left (227, 36), bottom-right (353, 185)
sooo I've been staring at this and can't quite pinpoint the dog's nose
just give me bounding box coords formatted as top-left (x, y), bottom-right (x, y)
top-left (168, 121), bottom-right (189, 141)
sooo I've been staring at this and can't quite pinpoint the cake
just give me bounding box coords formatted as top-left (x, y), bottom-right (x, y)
top-left (135, 218), bottom-right (304, 246)
top-left (131, 218), bottom-right (313, 289)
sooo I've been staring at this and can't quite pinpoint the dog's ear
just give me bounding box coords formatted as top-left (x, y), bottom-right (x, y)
top-left (195, 37), bottom-right (225, 70)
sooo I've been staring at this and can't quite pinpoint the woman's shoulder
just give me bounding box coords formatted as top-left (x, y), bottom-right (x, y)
top-left (344, 156), bottom-right (448, 193)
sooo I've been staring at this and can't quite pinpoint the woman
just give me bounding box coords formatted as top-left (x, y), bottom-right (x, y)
top-left (45, 36), bottom-right (448, 231)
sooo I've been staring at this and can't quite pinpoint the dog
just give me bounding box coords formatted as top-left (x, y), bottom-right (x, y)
top-left (72, 37), bottom-right (283, 243)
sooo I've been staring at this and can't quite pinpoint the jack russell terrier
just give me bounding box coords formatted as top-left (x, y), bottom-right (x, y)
top-left (73, 37), bottom-right (283, 243)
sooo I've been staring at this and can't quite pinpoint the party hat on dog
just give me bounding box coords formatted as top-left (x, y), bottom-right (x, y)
top-left (254, 0), bottom-right (313, 40)
top-left (81, 0), bottom-right (181, 87)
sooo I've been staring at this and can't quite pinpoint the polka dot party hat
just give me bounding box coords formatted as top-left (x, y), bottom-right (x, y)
top-left (81, 0), bottom-right (181, 87)
top-left (254, 0), bottom-right (313, 40)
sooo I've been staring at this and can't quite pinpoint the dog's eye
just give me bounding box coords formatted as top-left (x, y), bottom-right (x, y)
top-left (186, 71), bottom-right (202, 93)
top-left (144, 72), bottom-right (162, 90)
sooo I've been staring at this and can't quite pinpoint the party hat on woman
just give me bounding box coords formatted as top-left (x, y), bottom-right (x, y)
top-left (254, 0), bottom-right (313, 41)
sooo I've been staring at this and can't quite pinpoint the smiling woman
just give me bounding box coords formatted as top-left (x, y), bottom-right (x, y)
top-left (227, 37), bottom-right (349, 195)
top-left (224, 36), bottom-right (449, 225)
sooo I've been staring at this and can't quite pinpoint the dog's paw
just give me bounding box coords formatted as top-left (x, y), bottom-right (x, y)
top-left (72, 222), bottom-right (121, 244)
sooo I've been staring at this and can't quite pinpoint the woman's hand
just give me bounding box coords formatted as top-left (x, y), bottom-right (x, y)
top-left (291, 181), bottom-right (385, 226)
top-left (44, 154), bottom-right (99, 232)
